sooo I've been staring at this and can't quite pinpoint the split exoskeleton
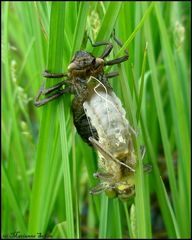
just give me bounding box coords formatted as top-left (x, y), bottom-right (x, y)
top-left (35, 30), bottom-right (150, 200)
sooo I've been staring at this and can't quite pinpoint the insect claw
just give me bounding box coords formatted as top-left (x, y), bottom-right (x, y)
top-left (89, 182), bottom-right (108, 195)
top-left (143, 164), bottom-right (152, 173)
top-left (89, 190), bottom-right (94, 195)
top-left (93, 172), bottom-right (99, 178)
top-left (129, 125), bottom-right (139, 137)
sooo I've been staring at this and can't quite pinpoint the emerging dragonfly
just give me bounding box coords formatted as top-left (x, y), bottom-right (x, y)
top-left (35, 30), bottom-right (150, 200)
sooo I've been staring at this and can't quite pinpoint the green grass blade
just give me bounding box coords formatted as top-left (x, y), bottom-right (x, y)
top-left (2, 165), bottom-right (27, 232)
top-left (131, 44), bottom-right (151, 239)
top-left (136, 43), bottom-right (148, 122)
top-left (114, 16), bottom-right (153, 238)
top-left (98, 194), bottom-right (108, 238)
top-left (107, 199), bottom-right (122, 238)
top-left (140, 115), bottom-right (178, 238)
top-left (142, 1), bottom-right (179, 219)
top-left (71, 2), bottom-right (89, 54)
top-left (3, 2), bottom-right (31, 198)
top-left (28, 2), bottom-right (69, 234)
top-left (160, 178), bottom-right (180, 237)
top-left (91, 2), bottom-right (122, 55)
top-left (96, 1), bottom-right (122, 41)
top-left (51, 221), bottom-right (68, 238)
top-left (123, 203), bottom-right (134, 238)
top-left (58, 101), bottom-right (75, 238)
top-left (115, 2), bottom-right (155, 57)
top-left (155, 3), bottom-right (190, 237)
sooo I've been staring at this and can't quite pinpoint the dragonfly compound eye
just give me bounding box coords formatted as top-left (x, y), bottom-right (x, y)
top-left (95, 58), bottom-right (104, 69)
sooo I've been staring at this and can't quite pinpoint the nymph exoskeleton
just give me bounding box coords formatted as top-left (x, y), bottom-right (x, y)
top-left (34, 30), bottom-right (150, 199)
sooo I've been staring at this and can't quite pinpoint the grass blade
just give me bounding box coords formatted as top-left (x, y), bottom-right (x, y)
top-left (115, 2), bottom-right (155, 57)
top-left (98, 195), bottom-right (108, 238)
top-left (72, 2), bottom-right (89, 54)
top-left (155, 3), bottom-right (190, 237)
top-left (2, 166), bottom-right (27, 233)
top-left (28, 2), bottom-right (71, 234)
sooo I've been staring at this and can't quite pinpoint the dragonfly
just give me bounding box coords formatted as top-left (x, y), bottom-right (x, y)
top-left (34, 30), bottom-right (151, 199)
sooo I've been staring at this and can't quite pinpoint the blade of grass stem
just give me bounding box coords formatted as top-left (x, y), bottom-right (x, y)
top-left (58, 100), bottom-right (75, 238)
top-left (28, 2), bottom-right (71, 234)
top-left (71, 2), bottom-right (89, 55)
top-left (2, 166), bottom-right (27, 232)
top-left (98, 194), bottom-right (108, 238)
top-left (136, 43), bottom-right (148, 122)
top-left (123, 203), bottom-right (134, 238)
top-left (155, 3), bottom-right (190, 237)
top-left (115, 2), bottom-right (155, 58)
top-left (142, 1), bottom-right (179, 222)
top-left (3, 1), bottom-right (31, 198)
top-left (91, 2), bottom-right (123, 55)
top-left (140, 115), bottom-right (178, 238)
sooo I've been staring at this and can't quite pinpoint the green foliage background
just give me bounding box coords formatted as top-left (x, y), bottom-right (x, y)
top-left (2, 2), bottom-right (191, 239)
